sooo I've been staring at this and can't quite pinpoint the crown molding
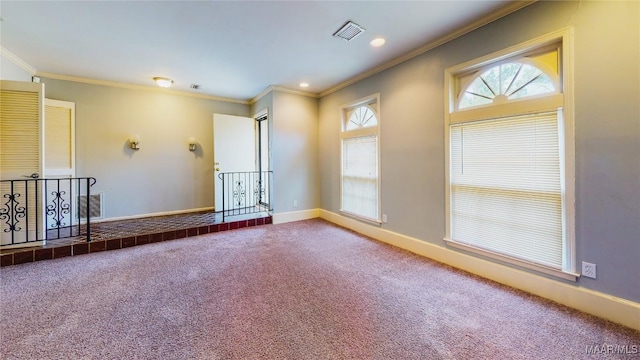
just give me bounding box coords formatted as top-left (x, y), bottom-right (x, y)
top-left (319, 0), bottom-right (536, 98)
top-left (1, 46), bottom-right (37, 75)
top-left (35, 71), bottom-right (250, 105)
top-left (249, 85), bottom-right (319, 105)
top-left (5, 1), bottom-right (534, 104)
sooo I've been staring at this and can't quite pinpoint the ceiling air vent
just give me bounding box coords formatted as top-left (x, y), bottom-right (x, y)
top-left (190, 84), bottom-right (201, 90)
top-left (333, 21), bottom-right (365, 42)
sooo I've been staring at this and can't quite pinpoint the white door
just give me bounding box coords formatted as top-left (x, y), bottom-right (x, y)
top-left (43, 99), bottom-right (76, 234)
top-left (213, 114), bottom-right (256, 212)
top-left (0, 80), bottom-right (45, 247)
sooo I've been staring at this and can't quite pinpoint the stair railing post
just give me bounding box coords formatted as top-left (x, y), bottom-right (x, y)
top-left (86, 177), bottom-right (91, 242)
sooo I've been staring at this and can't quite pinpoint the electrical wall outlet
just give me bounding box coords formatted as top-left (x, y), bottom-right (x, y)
top-left (582, 261), bottom-right (597, 279)
top-left (293, 200), bottom-right (298, 207)
top-left (382, 214), bottom-right (388, 223)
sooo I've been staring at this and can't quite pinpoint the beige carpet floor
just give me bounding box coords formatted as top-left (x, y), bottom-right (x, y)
top-left (1, 219), bottom-right (638, 359)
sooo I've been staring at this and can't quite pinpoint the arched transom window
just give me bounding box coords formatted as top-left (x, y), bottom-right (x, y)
top-left (345, 105), bottom-right (378, 131)
top-left (457, 47), bottom-right (560, 111)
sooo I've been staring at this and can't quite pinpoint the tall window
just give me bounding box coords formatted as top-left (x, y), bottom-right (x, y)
top-left (445, 31), bottom-right (575, 280)
top-left (341, 95), bottom-right (380, 222)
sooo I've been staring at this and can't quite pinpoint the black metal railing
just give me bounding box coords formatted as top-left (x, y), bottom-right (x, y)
top-left (218, 171), bottom-right (273, 222)
top-left (0, 177), bottom-right (97, 247)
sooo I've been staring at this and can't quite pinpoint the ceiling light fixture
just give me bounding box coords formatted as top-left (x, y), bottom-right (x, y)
top-left (300, 82), bottom-right (309, 88)
top-left (153, 77), bottom-right (174, 88)
top-left (370, 38), bottom-right (386, 47)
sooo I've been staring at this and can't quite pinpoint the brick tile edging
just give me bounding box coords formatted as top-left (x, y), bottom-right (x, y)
top-left (0, 216), bottom-right (272, 267)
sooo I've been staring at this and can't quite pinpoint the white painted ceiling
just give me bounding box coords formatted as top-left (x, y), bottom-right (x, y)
top-left (1, 1), bottom-right (516, 101)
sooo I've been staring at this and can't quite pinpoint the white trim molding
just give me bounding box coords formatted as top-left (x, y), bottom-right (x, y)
top-left (249, 85), bottom-right (319, 105)
top-left (272, 208), bottom-right (320, 224)
top-left (319, 209), bottom-right (640, 331)
top-left (1, 46), bottom-right (37, 75)
top-left (36, 72), bottom-right (249, 105)
top-left (444, 238), bottom-right (579, 282)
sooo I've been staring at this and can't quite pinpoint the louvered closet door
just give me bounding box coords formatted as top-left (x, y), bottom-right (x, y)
top-left (0, 80), bottom-right (45, 246)
top-left (45, 99), bottom-right (75, 176)
top-left (44, 99), bottom-right (76, 231)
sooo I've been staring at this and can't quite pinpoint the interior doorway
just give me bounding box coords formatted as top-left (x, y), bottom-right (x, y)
top-left (213, 113), bottom-right (257, 212)
top-left (212, 111), bottom-right (271, 215)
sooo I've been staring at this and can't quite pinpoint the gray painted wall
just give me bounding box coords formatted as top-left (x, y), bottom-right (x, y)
top-left (271, 91), bottom-right (320, 213)
top-left (42, 78), bottom-right (249, 219)
top-left (318, 1), bottom-right (639, 302)
top-left (251, 89), bottom-right (320, 214)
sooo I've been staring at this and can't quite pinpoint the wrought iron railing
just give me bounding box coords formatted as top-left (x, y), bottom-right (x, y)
top-left (218, 171), bottom-right (273, 222)
top-left (0, 177), bottom-right (97, 247)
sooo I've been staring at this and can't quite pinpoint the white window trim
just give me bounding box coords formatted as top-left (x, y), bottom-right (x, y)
top-left (443, 28), bottom-right (576, 280)
top-left (339, 93), bottom-right (382, 224)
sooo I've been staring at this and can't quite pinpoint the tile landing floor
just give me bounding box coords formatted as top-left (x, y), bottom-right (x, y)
top-left (0, 211), bottom-right (272, 267)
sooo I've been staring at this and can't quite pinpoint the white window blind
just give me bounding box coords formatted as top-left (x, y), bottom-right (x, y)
top-left (450, 112), bottom-right (563, 268)
top-left (342, 135), bottom-right (378, 220)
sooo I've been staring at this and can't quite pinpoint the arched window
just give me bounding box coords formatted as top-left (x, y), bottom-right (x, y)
top-left (341, 96), bottom-right (380, 223)
top-left (444, 36), bottom-right (575, 281)
top-left (345, 105), bottom-right (378, 131)
top-left (459, 61), bottom-right (557, 109)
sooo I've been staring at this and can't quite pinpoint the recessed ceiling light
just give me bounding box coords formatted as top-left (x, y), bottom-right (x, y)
top-left (300, 82), bottom-right (309, 88)
top-left (153, 77), bottom-right (173, 88)
top-left (370, 38), bottom-right (386, 47)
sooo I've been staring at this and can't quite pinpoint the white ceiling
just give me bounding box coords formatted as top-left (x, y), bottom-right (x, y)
top-left (1, 1), bottom-right (519, 101)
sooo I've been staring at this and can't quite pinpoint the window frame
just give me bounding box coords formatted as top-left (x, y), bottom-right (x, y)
top-left (340, 93), bottom-right (382, 224)
top-left (443, 28), bottom-right (576, 281)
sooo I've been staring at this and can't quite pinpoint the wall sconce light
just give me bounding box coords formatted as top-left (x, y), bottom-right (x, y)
top-left (188, 137), bottom-right (197, 152)
top-left (129, 135), bottom-right (140, 150)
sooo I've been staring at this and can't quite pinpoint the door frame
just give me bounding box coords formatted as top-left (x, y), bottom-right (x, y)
top-left (254, 109), bottom-right (270, 207)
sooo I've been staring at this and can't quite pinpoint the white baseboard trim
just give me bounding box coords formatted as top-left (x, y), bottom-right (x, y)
top-left (319, 209), bottom-right (640, 331)
top-left (273, 208), bottom-right (320, 224)
top-left (92, 207), bottom-right (215, 223)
